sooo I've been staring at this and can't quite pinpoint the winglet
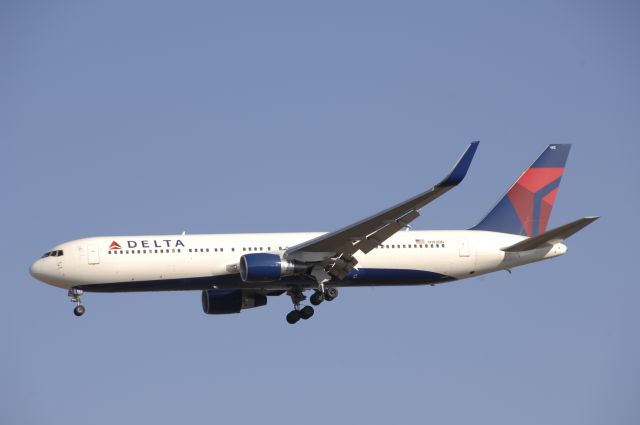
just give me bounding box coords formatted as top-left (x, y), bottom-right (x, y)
top-left (438, 141), bottom-right (480, 187)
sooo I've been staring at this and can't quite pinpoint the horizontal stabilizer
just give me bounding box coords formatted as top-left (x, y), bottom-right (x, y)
top-left (501, 216), bottom-right (599, 252)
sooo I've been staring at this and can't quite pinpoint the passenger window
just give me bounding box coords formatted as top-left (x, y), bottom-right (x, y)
top-left (220, 248), bottom-right (224, 252)
top-left (206, 248), bottom-right (209, 252)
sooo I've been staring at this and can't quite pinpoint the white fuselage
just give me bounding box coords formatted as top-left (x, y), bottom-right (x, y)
top-left (29, 230), bottom-right (567, 292)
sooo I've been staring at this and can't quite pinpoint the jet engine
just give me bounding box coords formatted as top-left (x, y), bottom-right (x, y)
top-left (201, 289), bottom-right (267, 314)
top-left (239, 253), bottom-right (307, 282)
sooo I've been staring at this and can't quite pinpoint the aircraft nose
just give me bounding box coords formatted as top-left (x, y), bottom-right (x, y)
top-left (29, 260), bottom-right (43, 280)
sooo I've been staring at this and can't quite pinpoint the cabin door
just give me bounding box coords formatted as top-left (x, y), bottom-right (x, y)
top-left (458, 239), bottom-right (470, 257)
top-left (87, 245), bottom-right (100, 264)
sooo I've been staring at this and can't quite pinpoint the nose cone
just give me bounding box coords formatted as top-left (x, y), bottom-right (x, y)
top-left (29, 260), bottom-right (43, 280)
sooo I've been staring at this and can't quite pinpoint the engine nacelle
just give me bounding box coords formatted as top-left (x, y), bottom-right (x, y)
top-left (201, 290), bottom-right (267, 314)
top-left (239, 253), bottom-right (307, 282)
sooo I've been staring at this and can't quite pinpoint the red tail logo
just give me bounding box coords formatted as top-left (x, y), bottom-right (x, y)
top-left (109, 241), bottom-right (122, 250)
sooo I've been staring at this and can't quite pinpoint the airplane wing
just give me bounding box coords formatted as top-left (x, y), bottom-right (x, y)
top-left (501, 216), bottom-right (599, 252)
top-left (284, 141), bottom-right (479, 278)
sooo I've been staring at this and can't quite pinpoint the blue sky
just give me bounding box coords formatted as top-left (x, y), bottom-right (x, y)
top-left (2, 1), bottom-right (639, 424)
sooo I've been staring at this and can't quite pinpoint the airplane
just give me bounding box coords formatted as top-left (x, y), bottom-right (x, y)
top-left (29, 142), bottom-right (598, 324)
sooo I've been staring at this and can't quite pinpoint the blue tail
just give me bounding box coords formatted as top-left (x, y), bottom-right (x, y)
top-left (471, 144), bottom-right (571, 236)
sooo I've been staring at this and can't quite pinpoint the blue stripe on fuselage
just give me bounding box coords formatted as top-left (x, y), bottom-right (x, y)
top-left (76, 268), bottom-right (455, 293)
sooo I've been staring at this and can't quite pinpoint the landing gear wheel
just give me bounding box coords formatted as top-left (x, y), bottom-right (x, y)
top-left (286, 310), bottom-right (301, 324)
top-left (299, 305), bottom-right (314, 320)
top-left (324, 287), bottom-right (338, 301)
top-left (310, 291), bottom-right (324, 306)
top-left (73, 305), bottom-right (86, 317)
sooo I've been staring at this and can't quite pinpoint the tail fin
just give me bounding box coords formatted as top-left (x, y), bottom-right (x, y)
top-left (471, 144), bottom-right (571, 236)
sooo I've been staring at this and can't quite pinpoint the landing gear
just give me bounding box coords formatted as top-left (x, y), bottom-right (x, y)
top-left (285, 288), bottom-right (316, 324)
top-left (68, 288), bottom-right (85, 317)
top-left (324, 287), bottom-right (338, 301)
top-left (284, 266), bottom-right (340, 324)
top-left (310, 291), bottom-right (324, 305)
top-left (310, 287), bottom-right (338, 305)
top-left (299, 305), bottom-right (314, 320)
top-left (286, 310), bottom-right (301, 324)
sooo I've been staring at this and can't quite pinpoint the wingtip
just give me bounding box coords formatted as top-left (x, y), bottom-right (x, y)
top-left (438, 141), bottom-right (480, 187)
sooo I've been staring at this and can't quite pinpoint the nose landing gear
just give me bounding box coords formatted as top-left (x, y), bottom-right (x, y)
top-left (68, 288), bottom-right (85, 317)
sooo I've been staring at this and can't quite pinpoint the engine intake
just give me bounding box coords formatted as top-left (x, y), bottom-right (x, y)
top-left (201, 290), bottom-right (267, 314)
top-left (239, 253), bottom-right (307, 282)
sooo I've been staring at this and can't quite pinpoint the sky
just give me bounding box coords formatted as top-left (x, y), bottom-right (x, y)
top-left (2, 1), bottom-right (639, 424)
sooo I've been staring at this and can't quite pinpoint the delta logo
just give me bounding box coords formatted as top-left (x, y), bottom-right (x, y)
top-left (108, 239), bottom-right (186, 250)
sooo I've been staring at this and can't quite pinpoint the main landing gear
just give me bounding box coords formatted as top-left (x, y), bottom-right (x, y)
top-left (310, 287), bottom-right (338, 305)
top-left (69, 288), bottom-right (85, 317)
top-left (285, 287), bottom-right (338, 324)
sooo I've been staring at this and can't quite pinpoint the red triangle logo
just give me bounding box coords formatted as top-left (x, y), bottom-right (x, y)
top-left (109, 241), bottom-right (122, 250)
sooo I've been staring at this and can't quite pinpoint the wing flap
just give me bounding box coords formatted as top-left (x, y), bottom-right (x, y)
top-left (355, 209), bottom-right (420, 254)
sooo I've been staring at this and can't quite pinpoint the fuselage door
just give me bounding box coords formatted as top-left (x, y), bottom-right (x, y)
top-left (87, 245), bottom-right (100, 265)
top-left (458, 239), bottom-right (470, 257)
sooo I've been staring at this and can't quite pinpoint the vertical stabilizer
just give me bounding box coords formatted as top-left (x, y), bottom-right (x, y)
top-left (472, 144), bottom-right (571, 236)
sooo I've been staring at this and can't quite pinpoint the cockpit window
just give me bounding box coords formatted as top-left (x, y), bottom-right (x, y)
top-left (41, 252), bottom-right (50, 258)
top-left (51, 251), bottom-right (58, 257)
top-left (57, 250), bottom-right (64, 256)
top-left (41, 250), bottom-right (64, 258)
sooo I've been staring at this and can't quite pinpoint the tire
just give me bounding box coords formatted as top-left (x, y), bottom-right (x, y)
top-left (74, 305), bottom-right (85, 317)
top-left (324, 287), bottom-right (338, 301)
top-left (310, 291), bottom-right (324, 305)
top-left (286, 310), bottom-right (301, 324)
top-left (299, 305), bottom-right (314, 320)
